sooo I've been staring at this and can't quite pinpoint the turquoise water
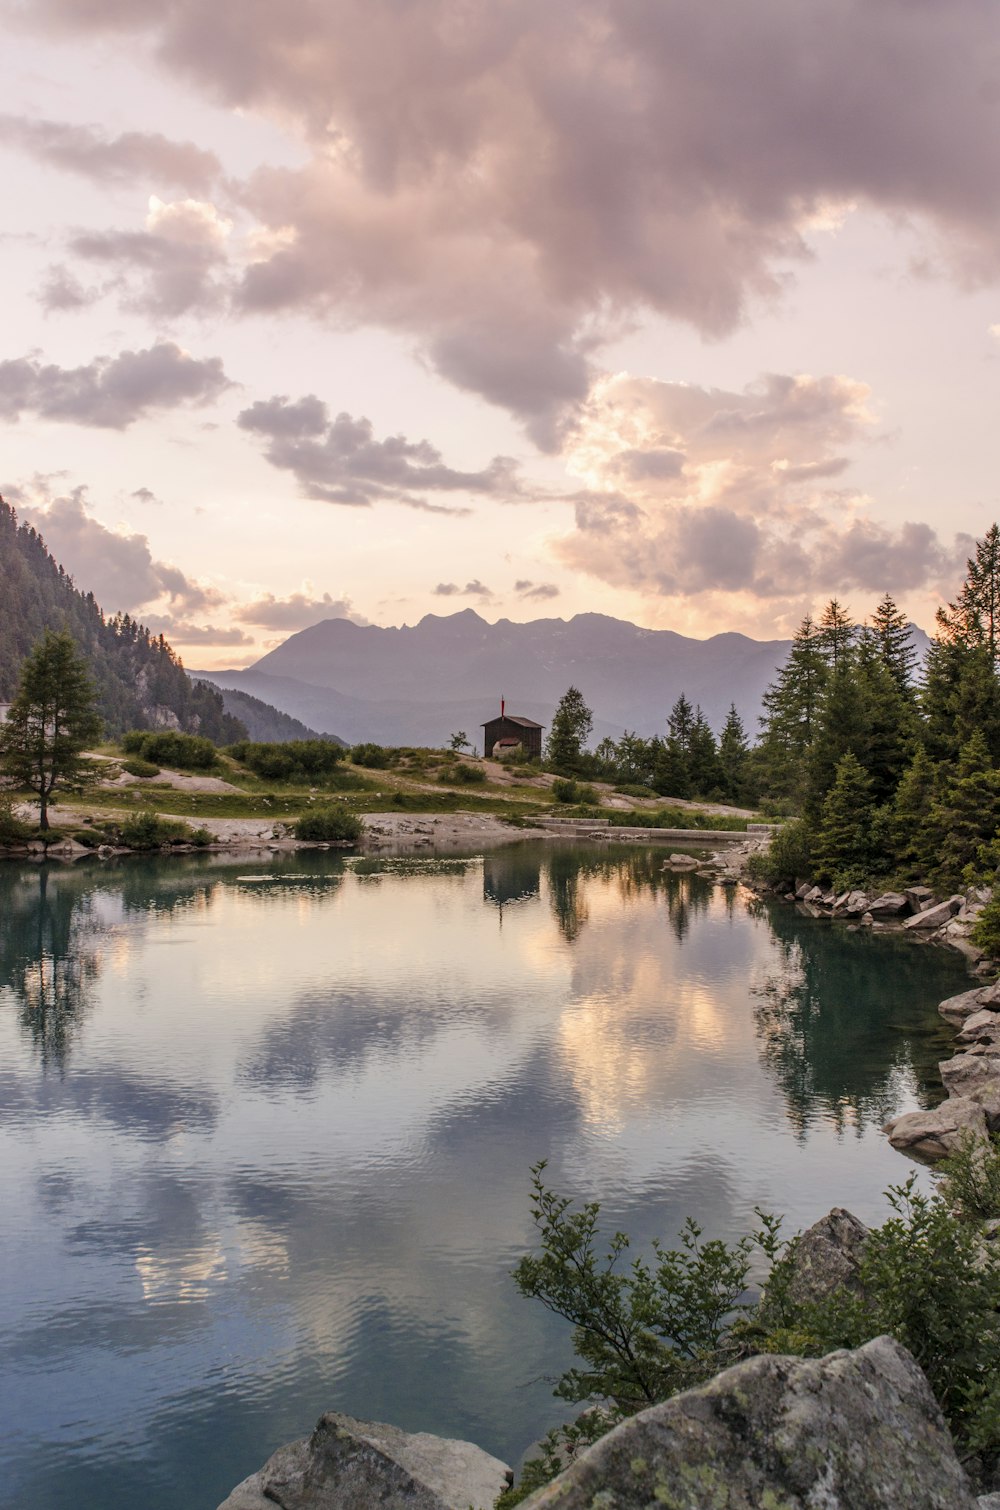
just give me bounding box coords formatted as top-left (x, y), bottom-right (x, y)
top-left (0, 845), bottom-right (969, 1509)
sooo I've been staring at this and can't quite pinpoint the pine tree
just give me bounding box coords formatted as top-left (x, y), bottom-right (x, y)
top-left (667, 693), bottom-right (695, 748)
top-left (888, 745), bottom-right (938, 883)
top-left (0, 630), bottom-right (103, 829)
top-left (817, 599), bottom-right (855, 672)
top-left (937, 524), bottom-right (1000, 663)
top-left (922, 638), bottom-right (1000, 763)
top-left (758, 615), bottom-right (829, 801)
top-left (687, 708), bottom-right (723, 797)
top-left (546, 686), bottom-right (593, 773)
top-left (923, 730), bottom-right (1000, 890)
top-left (718, 704), bottom-right (750, 803)
top-left (869, 592), bottom-right (918, 696)
top-left (810, 751), bottom-right (876, 888)
top-left (651, 736), bottom-right (691, 799)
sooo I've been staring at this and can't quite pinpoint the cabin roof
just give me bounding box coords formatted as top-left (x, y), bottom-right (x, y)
top-left (480, 715), bottom-right (544, 728)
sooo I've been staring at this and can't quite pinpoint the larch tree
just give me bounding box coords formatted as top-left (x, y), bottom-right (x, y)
top-left (546, 686), bottom-right (594, 772)
top-left (0, 630), bottom-right (103, 830)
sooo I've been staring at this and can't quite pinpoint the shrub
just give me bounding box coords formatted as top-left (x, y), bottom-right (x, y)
top-left (441, 762), bottom-right (486, 785)
top-left (121, 757), bottom-right (160, 778)
top-left (71, 828), bottom-right (108, 848)
top-left (972, 888), bottom-right (1000, 961)
top-left (350, 742), bottom-right (392, 769)
top-left (0, 796), bottom-right (32, 845)
top-left (509, 1162), bottom-right (1000, 1499)
top-left (228, 738), bottom-right (345, 781)
top-left (614, 783), bottom-right (658, 800)
top-left (745, 817), bottom-right (811, 886)
top-left (292, 805), bottom-right (364, 842)
top-left (113, 813), bottom-right (211, 850)
top-left (121, 730), bottom-right (219, 770)
top-left (552, 778), bottom-right (580, 804)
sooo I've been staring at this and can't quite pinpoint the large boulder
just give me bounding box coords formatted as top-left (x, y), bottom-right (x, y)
top-left (866, 892), bottom-right (910, 918)
top-left (940, 989), bottom-right (994, 1025)
top-left (883, 1095), bottom-right (989, 1160)
top-left (957, 1010), bottom-right (1000, 1044)
top-left (520, 1337), bottom-right (975, 1510)
top-left (217, 1413), bottom-right (512, 1510)
top-left (904, 895), bottom-right (965, 931)
top-left (939, 1054), bottom-right (1000, 1127)
top-left (775, 1207), bottom-right (869, 1309)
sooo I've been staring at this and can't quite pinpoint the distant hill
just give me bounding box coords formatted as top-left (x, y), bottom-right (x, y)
top-left (0, 495), bottom-right (244, 741)
top-left (197, 683), bottom-right (344, 745)
top-left (195, 609), bottom-right (797, 749)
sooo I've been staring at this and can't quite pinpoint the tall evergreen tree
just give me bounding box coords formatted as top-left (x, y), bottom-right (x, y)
top-left (651, 736), bottom-right (691, 799)
top-left (817, 599), bottom-right (855, 672)
top-left (719, 704), bottom-right (751, 803)
top-left (546, 686), bottom-right (593, 772)
top-left (869, 592), bottom-right (918, 696)
top-left (888, 745), bottom-right (938, 883)
top-left (687, 708), bottom-right (723, 797)
top-left (667, 693), bottom-right (695, 747)
top-left (0, 630), bottom-right (103, 829)
top-left (810, 751), bottom-right (876, 888)
top-left (937, 524), bottom-right (1000, 663)
top-left (758, 615), bottom-right (829, 801)
top-left (922, 730), bottom-right (1000, 890)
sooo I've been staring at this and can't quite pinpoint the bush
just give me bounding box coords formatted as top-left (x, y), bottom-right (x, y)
top-left (552, 778), bottom-right (595, 804)
top-left (113, 813), bottom-right (212, 850)
top-left (228, 738), bottom-right (345, 781)
top-left (972, 888), bottom-right (1000, 960)
top-left (0, 796), bottom-right (32, 845)
top-left (71, 828), bottom-right (109, 848)
top-left (121, 730), bottom-right (219, 770)
top-left (121, 757), bottom-right (160, 778)
top-left (350, 742), bottom-right (392, 769)
top-left (292, 805), bottom-right (364, 842)
top-left (441, 762), bottom-right (486, 785)
top-left (509, 1161), bottom-right (1000, 1499)
top-left (614, 783), bottom-right (658, 800)
top-left (745, 817), bottom-right (811, 886)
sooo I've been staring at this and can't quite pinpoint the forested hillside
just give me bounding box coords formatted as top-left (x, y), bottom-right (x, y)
top-left (0, 495), bottom-right (245, 740)
top-left (198, 683), bottom-right (342, 744)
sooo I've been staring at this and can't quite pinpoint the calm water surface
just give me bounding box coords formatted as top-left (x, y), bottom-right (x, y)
top-left (0, 844), bottom-right (969, 1509)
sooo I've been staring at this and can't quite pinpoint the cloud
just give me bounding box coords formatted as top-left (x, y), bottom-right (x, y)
top-left (142, 615), bottom-right (253, 647)
top-left (555, 370), bottom-right (964, 603)
top-left (234, 591), bottom-right (366, 630)
top-left (0, 114), bottom-right (220, 191)
top-left (24, 0), bottom-right (1000, 434)
top-left (237, 395), bottom-right (517, 511)
top-left (130, 487), bottom-right (162, 506)
top-left (433, 580), bottom-right (494, 600)
top-left (68, 196), bottom-right (232, 316)
top-left (0, 342), bottom-right (230, 429)
top-left (514, 580), bottom-right (560, 601)
top-left (37, 264), bottom-right (98, 312)
top-left (9, 481), bottom-right (221, 614)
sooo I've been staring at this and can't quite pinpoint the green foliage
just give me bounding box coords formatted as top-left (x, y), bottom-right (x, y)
top-left (122, 730), bottom-right (220, 770)
top-left (971, 891), bottom-right (1000, 960)
top-left (547, 687), bottom-right (594, 773)
top-left (551, 778), bottom-right (598, 805)
top-left (351, 742), bottom-right (392, 768)
top-left (939, 1132), bottom-right (1000, 1223)
top-left (442, 761), bottom-right (486, 784)
top-left (511, 1163), bottom-right (1000, 1497)
top-left (0, 629), bottom-right (104, 829)
top-left (745, 817), bottom-right (811, 886)
top-left (718, 703), bottom-right (752, 804)
top-left (613, 783), bottom-right (658, 800)
top-left (228, 738), bottom-right (344, 781)
top-left (605, 806), bottom-right (747, 831)
top-left (0, 795), bottom-right (32, 846)
top-left (810, 752), bottom-right (876, 888)
top-left (923, 731), bottom-right (1000, 891)
top-left (121, 757), bottom-right (160, 778)
top-left (292, 805), bottom-right (364, 842)
top-left (448, 730), bottom-right (470, 752)
top-left (113, 812), bottom-right (212, 849)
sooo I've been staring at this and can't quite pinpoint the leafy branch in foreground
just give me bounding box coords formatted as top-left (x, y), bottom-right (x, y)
top-left (505, 1145), bottom-right (1000, 1505)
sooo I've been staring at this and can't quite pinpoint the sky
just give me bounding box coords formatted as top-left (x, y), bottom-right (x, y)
top-left (2, 0), bottom-right (999, 668)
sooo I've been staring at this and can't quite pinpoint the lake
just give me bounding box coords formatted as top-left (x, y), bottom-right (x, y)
top-left (0, 843), bottom-right (970, 1509)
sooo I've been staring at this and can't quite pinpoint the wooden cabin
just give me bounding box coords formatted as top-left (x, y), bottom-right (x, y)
top-left (482, 714), bottom-right (544, 759)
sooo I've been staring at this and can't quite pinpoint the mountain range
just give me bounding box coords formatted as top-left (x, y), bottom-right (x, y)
top-left (195, 610), bottom-right (800, 748)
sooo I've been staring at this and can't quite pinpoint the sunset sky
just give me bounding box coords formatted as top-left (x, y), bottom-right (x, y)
top-left (2, 0), bottom-right (999, 666)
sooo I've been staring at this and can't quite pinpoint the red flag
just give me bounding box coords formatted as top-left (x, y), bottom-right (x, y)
top-left (501, 695), bottom-right (505, 717)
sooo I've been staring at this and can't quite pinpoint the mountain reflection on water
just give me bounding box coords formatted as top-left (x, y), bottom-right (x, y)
top-left (0, 844), bottom-right (968, 1510)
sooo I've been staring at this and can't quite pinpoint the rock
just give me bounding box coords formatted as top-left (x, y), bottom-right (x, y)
top-left (773, 1207), bottom-right (869, 1310)
top-left (803, 884), bottom-right (824, 903)
top-left (794, 882), bottom-right (812, 899)
top-left (667, 854), bottom-right (699, 868)
top-left (980, 982), bottom-right (1000, 1008)
top-left (96, 844), bottom-right (114, 858)
top-left (904, 895), bottom-right (965, 931)
top-left (940, 1054), bottom-right (1000, 1126)
top-left (940, 988), bottom-right (994, 1024)
top-left (519, 1337), bottom-right (976, 1510)
top-left (957, 1010), bottom-right (1000, 1043)
top-left (866, 892), bottom-right (910, 918)
top-left (832, 890), bottom-right (852, 911)
top-left (905, 885), bottom-right (937, 912)
top-left (884, 1095), bottom-right (989, 1159)
top-left (820, 890), bottom-right (837, 906)
top-left (978, 1496), bottom-right (1000, 1509)
top-left (845, 890), bottom-right (872, 915)
top-left (218, 1412), bottom-right (512, 1510)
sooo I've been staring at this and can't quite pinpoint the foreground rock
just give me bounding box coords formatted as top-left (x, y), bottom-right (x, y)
top-left (218, 1412), bottom-right (511, 1510)
top-left (521, 1337), bottom-right (975, 1510)
top-left (775, 1206), bottom-right (869, 1308)
top-left (884, 1095), bottom-right (989, 1158)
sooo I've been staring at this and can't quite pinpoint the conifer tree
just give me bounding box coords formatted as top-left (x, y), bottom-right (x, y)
top-left (810, 751), bottom-right (876, 888)
top-left (870, 592), bottom-right (917, 696)
top-left (667, 692), bottom-right (695, 748)
top-left (719, 704), bottom-right (750, 803)
top-left (937, 523), bottom-right (1000, 663)
top-left (0, 630), bottom-right (103, 830)
top-left (758, 615), bottom-right (828, 801)
top-left (546, 686), bottom-right (593, 773)
top-left (817, 599), bottom-right (855, 672)
top-left (923, 730), bottom-right (1000, 890)
top-left (651, 737), bottom-right (691, 799)
top-left (888, 745), bottom-right (938, 882)
top-left (687, 708), bottom-right (723, 797)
